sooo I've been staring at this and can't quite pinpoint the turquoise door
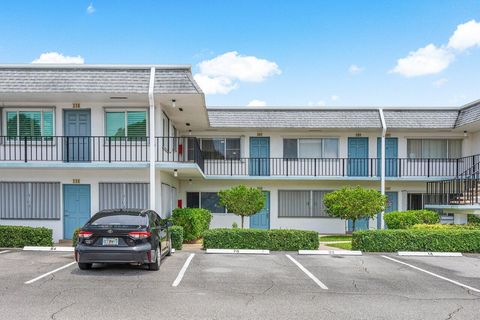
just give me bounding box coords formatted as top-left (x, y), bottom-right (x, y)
top-left (250, 191), bottom-right (270, 229)
top-left (63, 184), bottom-right (91, 239)
top-left (348, 137), bottom-right (369, 177)
top-left (64, 110), bottom-right (91, 162)
top-left (377, 138), bottom-right (398, 177)
top-left (249, 137), bottom-right (270, 176)
top-left (377, 192), bottom-right (398, 229)
top-left (348, 217), bottom-right (369, 232)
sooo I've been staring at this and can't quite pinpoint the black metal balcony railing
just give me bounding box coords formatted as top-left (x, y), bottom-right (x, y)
top-left (425, 174), bottom-right (480, 206)
top-left (0, 136), bottom-right (204, 170)
top-left (0, 136), bottom-right (478, 179)
top-left (202, 157), bottom-right (470, 177)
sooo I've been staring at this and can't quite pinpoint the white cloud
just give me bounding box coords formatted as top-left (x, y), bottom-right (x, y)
top-left (194, 51), bottom-right (281, 94)
top-left (247, 99), bottom-right (267, 107)
top-left (331, 95), bottom-right (339, 101)
top-left (448, 20), bottom-right (480, 51)
top-left (87, 3), bottom-right (95, 14)
top-left (432, 78), bottom-right (448, 87)
top-left (349, 64), bottom-right (364, 74)
top-left (31, 52), bottom-right (85, 64)
top-left (390, 44), bottom-right (454, 77)
top-left (307, 100), bottom-right (326, 107)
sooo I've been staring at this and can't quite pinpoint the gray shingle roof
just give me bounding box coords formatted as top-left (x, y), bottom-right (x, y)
top-left (456, 101), bottom-right (480, 127)
top-left (0, 65), bottom-right (201, 94)
top-left (383, 110), bottom-right (459, 129)
top-left (207, 109), bottom-right (382, 128)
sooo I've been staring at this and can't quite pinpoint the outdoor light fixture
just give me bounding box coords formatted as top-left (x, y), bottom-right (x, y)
top-left (188, 130), bottom-right (192, 136)
top-left (173, 169), bottom-right (178, 177)
top-left (172, 99), bottom-right (176, 108)
top-left (464, 130), bottom-right (468, 137)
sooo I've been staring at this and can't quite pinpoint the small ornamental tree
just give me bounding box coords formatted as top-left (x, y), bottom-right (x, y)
top-left (323, 186), bottom-right (387, 232)
top-left (218, 185), bottom-right (265, 228)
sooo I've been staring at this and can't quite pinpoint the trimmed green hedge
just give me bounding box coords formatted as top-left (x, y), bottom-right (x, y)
top-left (269, 229), bottom-right (319, 251)
top-left (352, 229), bottom-right (480, 252)
top-left (0, 225), bottom-right (53, 247)
top-left (468, 214), bottom-right (480, 223)
top-left (170, 226), bottom-right (184, 250)
top-left (172, 208), bottom-right (212, 242)
top-left (411, 223), bottom-right (480, 230)
top-left (384, 210), bottom-right (439, 229)
top-left (203, 228), bottom-right (319, 250)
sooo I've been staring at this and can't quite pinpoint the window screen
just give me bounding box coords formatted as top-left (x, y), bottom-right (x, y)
top-left (279, 190), bottom-right (331, 217)
top-left (0, 182), bottom-right (60, 219)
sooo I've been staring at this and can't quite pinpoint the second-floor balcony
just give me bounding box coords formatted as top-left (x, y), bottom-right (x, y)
top-left (0, 135), bottom-right (477, 179)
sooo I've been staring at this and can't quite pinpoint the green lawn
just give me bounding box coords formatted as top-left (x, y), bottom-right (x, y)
top-left (327, 242), bottom-right (352, 250)
top-left (319, 235), bottom-right (352, 242)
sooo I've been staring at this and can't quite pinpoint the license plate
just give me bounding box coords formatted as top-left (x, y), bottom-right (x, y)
top-left (102, 237), bottom-right (118, 246)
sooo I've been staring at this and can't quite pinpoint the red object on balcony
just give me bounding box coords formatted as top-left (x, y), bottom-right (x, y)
top-left (177, 199), bottom-right (183, 208)
top-left (178, 144), bottom-right (183, 155)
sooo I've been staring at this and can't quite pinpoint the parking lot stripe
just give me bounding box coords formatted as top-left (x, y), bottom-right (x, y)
top-left (382, 255), bottom-right (480, 293)
top-left (172, 253), bottom-right (195, 287)
top-left (0, 250), bottom-right (11, 254)
top-left (285, 254), bottom-right (328, 290)
top-left (24, 261), bottom-right (76, 285)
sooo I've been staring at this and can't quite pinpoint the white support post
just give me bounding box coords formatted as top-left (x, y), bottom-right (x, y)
top-left (148, 67), bottom-right (156, 210)
top-left (379, 108), bottom-right (387, 229)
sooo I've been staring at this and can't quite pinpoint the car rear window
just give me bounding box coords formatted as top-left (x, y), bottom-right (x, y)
top-left (88, 213), bottom-right (147, 228)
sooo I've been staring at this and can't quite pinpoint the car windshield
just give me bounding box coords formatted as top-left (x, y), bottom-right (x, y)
top-left (87, 212), bottom-right (147, 228)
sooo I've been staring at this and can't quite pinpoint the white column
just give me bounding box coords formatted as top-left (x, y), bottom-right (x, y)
top-left (148, 67), bottom-right (156, 210)
top-left (379, 109), bottom-right (387, 229)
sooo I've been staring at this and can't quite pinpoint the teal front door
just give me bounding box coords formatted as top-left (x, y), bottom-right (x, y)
top-left (64, 110), bottom-right (91, 162)
top-left (377, 138), bottom-right (398, 177)
top-left (249, 137), bottom-right (270, 176)
top-left (63, 184), bottom-right (91, 239)
top-left (377, 192), bottom-right (398, 229)
top-left (348, 217), bottom-right (369, 232)
top-left (250, 191), bottom-right (270, 229)
top-left (348, 137), bottom-right (369, 176)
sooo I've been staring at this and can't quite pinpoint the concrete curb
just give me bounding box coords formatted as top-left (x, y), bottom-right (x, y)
top-left (397, 251), bottom-right (463, 257)
top-left (299, 250), bottom-right (362, 256)
top-left (206, 249), bottom-right (270, 255)
top-left (23, 246), bottom-right (75, 252)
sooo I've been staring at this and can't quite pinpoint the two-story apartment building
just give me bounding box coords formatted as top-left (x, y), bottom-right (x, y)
top-left (1, 64), bottom-right (480, 242)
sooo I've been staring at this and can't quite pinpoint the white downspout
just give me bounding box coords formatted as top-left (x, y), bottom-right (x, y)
top-left (148, 67), bottom-right (156, 210)
top-left (379, 108), bottom-right (387, 229)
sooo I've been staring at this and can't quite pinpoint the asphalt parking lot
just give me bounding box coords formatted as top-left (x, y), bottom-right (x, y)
top-left (0, 249), bottom-right (479, 320)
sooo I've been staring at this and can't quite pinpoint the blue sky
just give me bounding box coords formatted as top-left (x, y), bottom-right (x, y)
top-left (1, 1), bottom-right (480, 107)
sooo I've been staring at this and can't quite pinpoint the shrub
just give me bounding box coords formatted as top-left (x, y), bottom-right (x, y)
top-left (0, 225), bottom-right (53, 247)
top-left (352, 229), bottom-right (480, 252)
top-left (269, 229), bottom-right (319, 251)
top-left (232, 222), bottom-right (238, 229)
top-left (72, 228), bottom-right (81, 247)
top-left (203, 228), bottom-right (319, 250)
top-left (384, 210), bottom-right (439, 229)
top-left (203, 228), bottom-right (271, 249)
top-left (172, 208), bottom-right (212, 242)
top-left (468, 214), bottom-right (480, 223)
top-left (323, 186), bottom-right (386, 232)
top-left (170, 226), bottom-right (184, 250)
top-left (411, 223), bottom-right (480, 230)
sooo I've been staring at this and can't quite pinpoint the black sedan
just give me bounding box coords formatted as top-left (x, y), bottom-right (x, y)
top-left (75, 209), bottom-right (172, 271)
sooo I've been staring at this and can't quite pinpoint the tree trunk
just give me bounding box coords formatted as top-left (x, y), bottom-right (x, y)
top-left (241, 216), bottom-right (244, 228)
top-left (352, 218), bottom-right (356, 233)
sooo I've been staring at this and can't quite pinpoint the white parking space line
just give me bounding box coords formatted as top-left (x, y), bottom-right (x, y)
top-left (382, 255), bottom-right (480, 293)
top-left (172, 253), bottom-right (195, 287)
top-left (24, 261), bottom-right (76, 285)
top-left (285, 254), bottom-right (328, 290)
top-left (0, 250), bottom-right (11, 254)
